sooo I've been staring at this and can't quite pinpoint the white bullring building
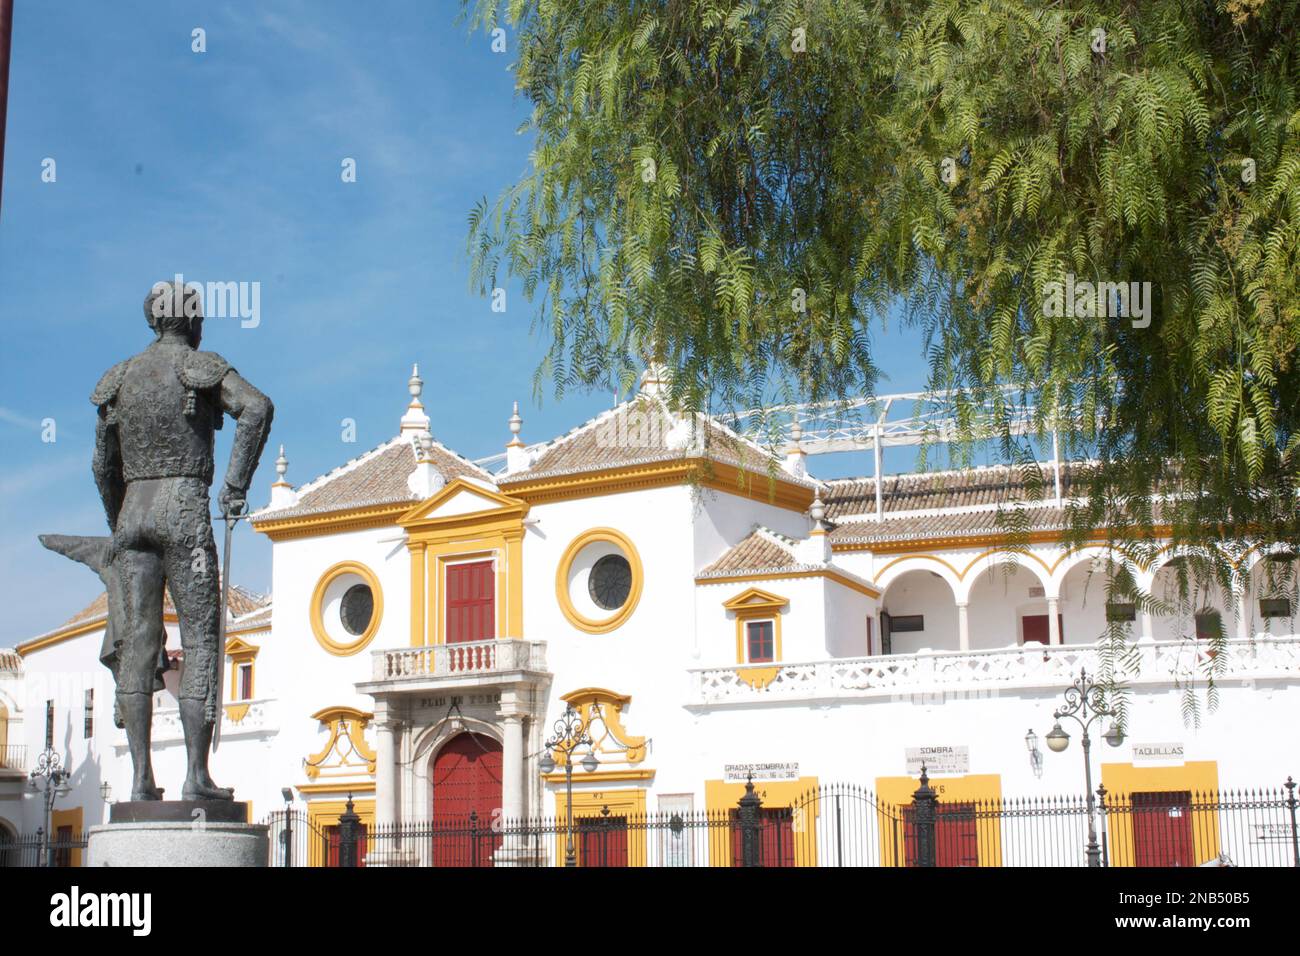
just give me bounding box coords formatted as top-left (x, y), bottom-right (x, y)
top-left (5, 365), bottom-right (1299, 866)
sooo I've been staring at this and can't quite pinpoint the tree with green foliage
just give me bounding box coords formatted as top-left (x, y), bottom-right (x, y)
top-left (463, 0), bottom-right (1300, 713)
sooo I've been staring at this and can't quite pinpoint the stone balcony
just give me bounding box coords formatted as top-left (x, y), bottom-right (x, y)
top-left (686, 635), bottom-right (1300, 708)
top-left (360, 638), bottom-right (549, 695)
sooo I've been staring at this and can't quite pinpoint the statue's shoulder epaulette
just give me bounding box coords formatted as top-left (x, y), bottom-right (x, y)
top-left (90, 358), bottom-right (131, 407)
top-left (180, 350), bottom-right (233, 390)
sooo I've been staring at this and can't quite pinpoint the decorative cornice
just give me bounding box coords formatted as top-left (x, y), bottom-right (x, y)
top-left (251, 500), bottom-right (413, 542)
top-left (698, 567), bottom-right (880, 598)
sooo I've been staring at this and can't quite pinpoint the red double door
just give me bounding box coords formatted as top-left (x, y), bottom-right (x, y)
top-left (431, 732), bottom-right (503, 867)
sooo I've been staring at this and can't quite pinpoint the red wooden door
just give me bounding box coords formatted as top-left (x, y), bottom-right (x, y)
top-left (729, 808), bottom-right (796, 866)
top-left (1022, 614), bottom-right (1064, 645)
top-left (325, 824), bottom-right (369, 867)
top-left (431, 732), bottom-right (503, 866)
top-left (446, 560), bottom-right (495, 644)
top-left (1131, 791), bottom-right (1194, 866)
top-left (903, 803), bottom-right (979, 867)
top-left (579, 816), bottom-right (630, 867)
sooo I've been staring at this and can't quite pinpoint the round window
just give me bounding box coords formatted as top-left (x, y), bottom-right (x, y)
top-left (340, 583), bottom-right (374, 636)
top-left (588, 554), bottom-right (632, 610)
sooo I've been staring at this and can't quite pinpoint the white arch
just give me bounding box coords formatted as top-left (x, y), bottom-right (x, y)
top-left (874, 556), bottom-right (962, 600)
top-left (957, 551), bottom-right (1053, 603)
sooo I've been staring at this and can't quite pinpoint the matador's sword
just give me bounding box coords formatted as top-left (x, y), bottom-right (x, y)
top-left (212, 505), bottom-right (244, 753)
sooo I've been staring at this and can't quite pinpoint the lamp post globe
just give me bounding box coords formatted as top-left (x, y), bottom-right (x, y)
top-left (1046, 722), bottom-right (1070, 753)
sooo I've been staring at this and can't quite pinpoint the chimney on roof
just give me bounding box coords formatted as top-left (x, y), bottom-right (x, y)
top-left (400, 363), bottom-right (432, 435)
top-left (407, 431), bottom-right (446, 499)
top-left (269, 445), bottom-right (298, 508)
top-left (782, 421), bottom-right (808, 478)
top-left (504, 401), bottom-right (532, 475)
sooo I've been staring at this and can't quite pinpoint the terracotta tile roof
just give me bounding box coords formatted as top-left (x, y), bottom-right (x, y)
top-left (829, 503), bottom-right (1071, 547)
top-left (699, 528), bottom-right (799, 576)
top-left (254, 434), bottom-right (492, 522)
top-left (822, 462), bottom-right (1087, 520)
top-left (0, 649), bottom-right (21, 672)
top-left (49, 584), bottom-right (268, 635)
top-left (503, 396), bottom-right (809, 486)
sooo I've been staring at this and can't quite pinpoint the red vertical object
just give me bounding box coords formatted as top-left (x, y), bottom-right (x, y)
top-left (0, 0), bottom-right (12, 219)
top-left (1131, 791), bottom-right (1194, 866)
top-left (446, 560), bottom-right (495, 644)
top-left (1021, 614), bottom-right (1064, 645)
top-left (325, 824), bottom-right (369, 867)
top-left (579, 816), bottom-right (630, 867)
top-left (729, 808), bottom-right (796, 866)
top-left (431, 732), bottom-right (503, 866)
top-left (903, 803), bottom-right (979, 867)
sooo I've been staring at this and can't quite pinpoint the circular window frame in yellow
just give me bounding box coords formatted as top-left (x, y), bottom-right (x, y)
top-left (311, 561), bottom-right (384, 656)
top-left (555, 528), bottom-right (644, 634)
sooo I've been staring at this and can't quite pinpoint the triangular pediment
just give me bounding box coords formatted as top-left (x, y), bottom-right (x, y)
top-left (721, 587), bottom-right (790, 612)
top-left (398, 478), bottom-right (529, 528)
top-left (224, 636), bottom-right (260, 659)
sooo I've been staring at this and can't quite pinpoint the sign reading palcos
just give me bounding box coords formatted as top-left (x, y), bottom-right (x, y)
top-left (905, 746), bottom-right (970, 775)
top-left (724, 762), bottom-right (799, 783)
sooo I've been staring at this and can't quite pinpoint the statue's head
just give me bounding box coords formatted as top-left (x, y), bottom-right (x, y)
top-left (144, 280), bottom-right (204, 347)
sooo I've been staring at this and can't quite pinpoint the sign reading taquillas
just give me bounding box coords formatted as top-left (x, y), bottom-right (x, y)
top-left (1131, 742), bottom-right (1185, 766)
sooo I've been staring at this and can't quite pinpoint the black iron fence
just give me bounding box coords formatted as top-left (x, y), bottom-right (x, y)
top-left (6, 775), bottom-right (1295, 868)
top-left (0, 828), bottom-right (89, 867)
top-left (319, 774), bottom-right (1300, 869)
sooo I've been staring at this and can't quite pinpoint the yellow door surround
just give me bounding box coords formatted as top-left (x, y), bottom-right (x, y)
top-left (398, 479), bottom-right (528, 646)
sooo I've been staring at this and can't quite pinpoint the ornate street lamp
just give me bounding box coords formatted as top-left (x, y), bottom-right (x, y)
top-left (29, 748), bottom-right (71, 867)
top-left (540, 704), bottom-right (602, 867)
top-left (1043, 667), bottom-right (1124, 867)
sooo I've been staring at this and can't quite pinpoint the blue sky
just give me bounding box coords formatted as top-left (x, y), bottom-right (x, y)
top-left (0, 0), bottom-right (935, 645)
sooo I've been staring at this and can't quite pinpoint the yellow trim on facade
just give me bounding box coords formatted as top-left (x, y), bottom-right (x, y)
top-left (295, 780), bottom-right (377, 796)
top-left (703, 776), bottom-right (820, 867)
top-left (542, 768), bottom-right (655, 784)
top-left (723, 587), bottom-right (788, 664)
top-left (697, 567), bottom-right (880, 598)
top-left (557, 687), bottom-right (648, 765)
top-left (874, 773), bottom-right (1003, 867)
top-left (503, 458), bottom-right (815, 513)
top-left (17, 612), bottom-right (179, 657)
top-left (225, 636), bottom-right (258, 712)
top-left (551, 788), bottom-right (649, 866)
top-left (310, 561), bottom-right (384, 657)
top-left (1100, 761), bottom-right (1221, 866)
top-left (252, 501), bottom-right (412, 542)
top-left (50, 807), bottom-right (84, 867)
top-left (399, 480), bottom-right (528, 645)
top-left (304, 707), bottom-right (377, 780)
top-left (555, 529), bottom-right (645, 634)
top-left (306, 797), bottom-right (376, 867)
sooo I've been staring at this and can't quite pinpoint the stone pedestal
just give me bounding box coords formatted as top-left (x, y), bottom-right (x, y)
top-left (87, 800), bottom-right (268, 867)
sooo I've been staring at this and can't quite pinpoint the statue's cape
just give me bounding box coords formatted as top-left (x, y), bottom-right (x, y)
top-left (38, 533), bottom-right (167, 693)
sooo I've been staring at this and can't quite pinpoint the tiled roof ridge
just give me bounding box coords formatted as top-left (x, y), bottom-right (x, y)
top-left (821, 459), bottom-right (1098, 487)
top-left (263, 434), bottom-right (405, 508)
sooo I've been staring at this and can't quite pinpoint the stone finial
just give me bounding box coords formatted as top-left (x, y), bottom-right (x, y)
top-left (810, 494), bottom-right (825, 526)
top-left (783, 419), bottom-right (808, 478)
top-left (270, 444), bottom-right (298, 508)
top-left (638, 364), bottom-right (669, 398)
top-left (507, 401), bottom-right (524, 447)
top-left (504, 400), bottom-right (532, 475)
top-left (400, 362), bottom-right (432, 435)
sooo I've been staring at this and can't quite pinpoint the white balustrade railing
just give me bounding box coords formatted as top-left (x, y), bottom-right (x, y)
top-left (372, 639), bottom-right (548, 682)
top-left (687, 636), bottom-right (1300, 707)
top-left (110, 698), bottom-right (279, 748)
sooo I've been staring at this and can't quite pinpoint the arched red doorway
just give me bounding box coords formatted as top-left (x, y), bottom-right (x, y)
top-left (431, 732), bottom-right (503, 866)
